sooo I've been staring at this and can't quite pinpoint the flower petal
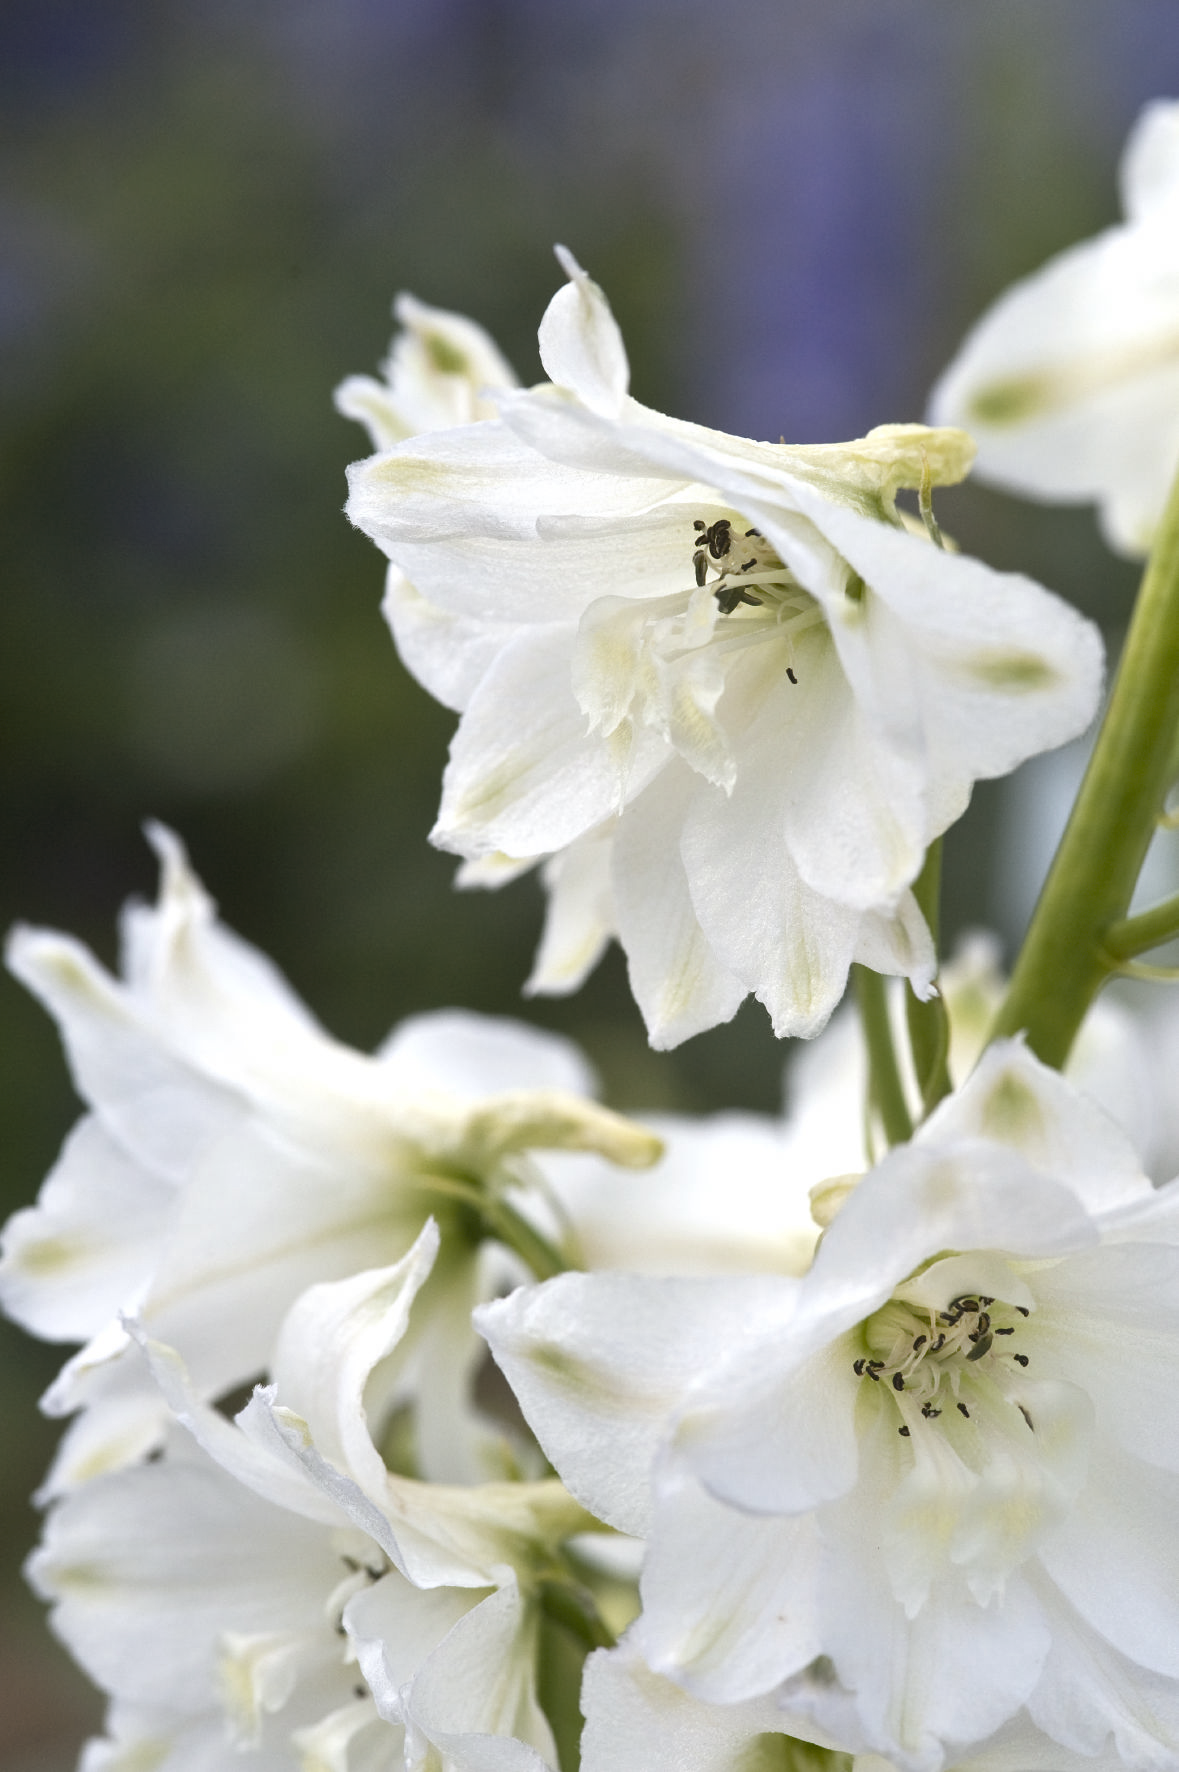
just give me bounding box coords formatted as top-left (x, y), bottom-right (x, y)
top-left (476, 1272), bottom-right (794, 1536)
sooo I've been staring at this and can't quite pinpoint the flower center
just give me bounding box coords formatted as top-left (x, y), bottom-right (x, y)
top-left (689, 515), bottom-right (821, 684)
top-left (853, 1292), bottom-right (1033, 1436)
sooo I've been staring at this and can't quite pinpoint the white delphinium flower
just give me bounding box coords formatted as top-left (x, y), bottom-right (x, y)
top-left (0, 826), bottom-right (658, 1497)
top-left (34, 1223), bottom-right (595, 1772)
top-left (334, 292), bottom-right (518, 448)
top-left (345, 250), bottom-right (1103, 1047)
top-left (480, 1040), bottom-right (1179, 1772)
top-left (929, 100), bottom-right (1179, 557)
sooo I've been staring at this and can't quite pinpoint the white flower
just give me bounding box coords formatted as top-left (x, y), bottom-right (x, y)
top-left (334, 292), bottom-right (518, 450)
top-left (34, 1224), bottom-right (590, 1772)
top-left (0, 826), bottom-right (659, 1497)
top-left (929, 100), bottom-right (1179, 558)
top-left (479, 1041), bottom-right (1179, 1772)
top-left (345, 250), bottom-right (1103, 1047)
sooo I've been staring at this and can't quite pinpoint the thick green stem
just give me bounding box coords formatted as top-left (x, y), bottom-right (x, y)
top-left (905, 842), bottom-right (952, 1118)
top-left (854, 964), bottom-right (912, 1147)
top-left (990, 464), bottom-right (1179, 1066)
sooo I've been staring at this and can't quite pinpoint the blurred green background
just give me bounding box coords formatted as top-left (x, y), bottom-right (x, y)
top-left (2, 2), bottom-right (1177, 1763)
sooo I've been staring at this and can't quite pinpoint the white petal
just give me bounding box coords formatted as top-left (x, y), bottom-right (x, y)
top-left (636, 1466), bottom-right (823, 1701)
top-left (1121, 100), bottom-right (1179, 222)
top-left (382, 567), bottom-right (520, 713)
top-left (1024, 1241), bottom-right (1179, 1471)
top-left (346, 422), bottom-right (676, 622)
top-left (674, 1332), bottom-right (861, 1517)
top-left (433, 625), bottom-right (648, 859)
top-left (346, 1570), bottom-right (481, 1718)
top-left (538, 1109), bottom-right (818, 1278)
top-left (611, 769), bottom-right (747, 1049)
top-left (579, 1638), bottom-right (837, 1772)
top-left (270, 1224), bottom-right (441, 1506)
top-left (402, 1581), bottom-right (556, 1771)
top-left (1028, 1570), bottom-right (1179, 1768)
top-left (539, 247), bottom-right (630, 417)
top-left (680, 751), bottom-right (877, 1039)
top-left (786, 482), bottom-right (1105, 833)
top-left (524, 828), bottom-right (616, 997)
top-left (137, 1114), bottom-right (421, 1400)
top-left (28, 1453), bottom-right (342, 1713)
top-left (0, 1116), bottom-right (168, 1341)
top-left (476, 1272), bottom-right (793, 1536)
top-left (1036, 1436), bottom-right (1179, 1675)
top-left (920, 1040), bottom-right (1151, 1213)
top-left (928, 207), bottom-right (1179, 558)
top-left (130, 1328), bottom-right (345, 1528)
top-left (36, 1356), bottom-right (172, 1499)
top-left (376, 1009), bottom-right (597, 1102)
top-left (6, 924), bottom-right (240, 1185)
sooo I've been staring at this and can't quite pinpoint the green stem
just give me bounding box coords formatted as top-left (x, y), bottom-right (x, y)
top-left (853, 964), bottom-right (912, 1147)
top-left (1105, 892), bottom-right (1179, 960)
top-left (420, 1174), bottom-right (570, 1280)
top-left (905, 842), bottom-right (952, 1118)
top-left (483, 1196), bottom-right (570, 1281)
top-left (990, 463), bottom-right (1179, 1066)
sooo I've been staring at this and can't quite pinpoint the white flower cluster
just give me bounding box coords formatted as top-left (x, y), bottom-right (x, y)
top-left (9, 95), bottom-right (1179, 1772)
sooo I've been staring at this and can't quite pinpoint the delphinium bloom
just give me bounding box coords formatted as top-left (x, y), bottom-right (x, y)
top-left (34, 1223), bottom-right (599, 1772)
top-left (0, 826), bottom-right (658, 1497)
top-left (930, 99), bottom-right (1179, 557)
top-left (481, 1041), bottom-right (1179, 1772)
top-left (344, 251), bottom-right (1103, 1047)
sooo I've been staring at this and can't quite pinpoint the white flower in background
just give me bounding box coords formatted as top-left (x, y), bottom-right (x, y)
top-left (34, 1224), bottom-right (595, 1772)
top-left (481, 1041), bottom-right (1179, 1772)
top-left (535, 1105), bottom-right (823, 1280)
top-left (334, 291), bottom-right (518, 448)
top-left (346, 250), bottom-right (1103, 1048)
top-left (929, 100), bottom-right (1179, 557)
top-left (0, 826), bottom-right (658, 1497)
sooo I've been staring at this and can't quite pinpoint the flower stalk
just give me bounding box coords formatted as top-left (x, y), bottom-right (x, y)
top-left (991, 459), bottom-right (1179, 1066)
top-left (905, 840), bottom-right (952, 1119)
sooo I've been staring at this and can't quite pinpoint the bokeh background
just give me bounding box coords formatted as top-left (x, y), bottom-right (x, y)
top-left (3, 2), bottom-right (1179, 1763)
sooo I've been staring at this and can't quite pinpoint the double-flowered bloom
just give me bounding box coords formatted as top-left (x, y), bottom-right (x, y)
top-left (1, 825), bottom-right (658, 1498)
top-left (482, 1041), bottom-right (1179, 1771)
top-left (344, 251), bottom-right (1103, 1047)
top-left (931, 99), bottom-right (1179, 557)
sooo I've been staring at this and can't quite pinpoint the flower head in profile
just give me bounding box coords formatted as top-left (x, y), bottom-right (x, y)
top-left (345, 250), bottom-right (1103, 1048)
top-left (0, 826), bottom-right (658, 1497)
top-left (481, 1042), bottom-right (1179, 1772)
top-left (930, 99), bottom-right (1179, 557)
